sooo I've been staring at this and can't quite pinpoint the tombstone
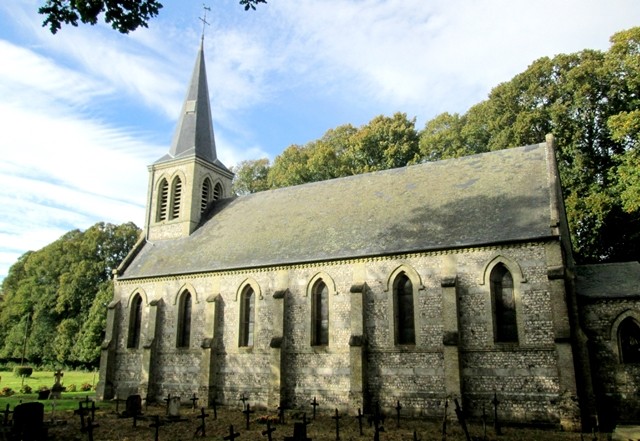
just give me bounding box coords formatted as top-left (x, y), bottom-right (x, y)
top-left (50, 369), bottom-right (64, 400)
top-left (11, 402), bottom-right (47, 441)
top-left (167, 396), bottom-right (182, 419)
top-left (284, 422), bottom-right (312, 441)
top-left (123, 394), bottom-right (142, 418)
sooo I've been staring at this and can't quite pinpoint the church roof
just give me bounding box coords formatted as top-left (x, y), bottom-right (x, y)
top-left (154, 41), bottom-right (229, 172)
top-left (576, 262), bottom-right (640, 299)
top-left (119, 141), bottom-right (560, 280)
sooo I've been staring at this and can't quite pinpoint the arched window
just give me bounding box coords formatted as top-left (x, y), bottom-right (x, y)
top-left (618, 317), bottom-right (640, 364)
top-left (394, 272), bottom-right (415, 345)
top-left (311, 280), bottom-right (329, 346)
top-left (157, 178), bottom-right (169, 221)
top-left (127, 294), bottom-right (143, 349)
top-left (170, 176), bottom-right (182, 219)
top-left (491, 263), bottom-right (518, 343)
top-left (213, 182), bottom-right (222, 201)
top-left (201, 178), bottom-right (212, 213)
top-left (239, 286), bottom-right (255, 347)
top-left (177, 291), bottom-right (192, 348)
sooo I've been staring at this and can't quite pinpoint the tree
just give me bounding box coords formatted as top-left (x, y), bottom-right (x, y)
top-left (0, 222), bottom-right (140, 367)
top-left (39, 0), bottom-right (267, 34)
top-left (231, 158), bottom-right (271, 195)
top-left (416, 27), bottom-right (640, 263)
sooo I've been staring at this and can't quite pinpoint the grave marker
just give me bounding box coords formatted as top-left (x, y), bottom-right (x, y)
top-left (355, 408), bottom-right (364, 436)
top-left (262, 420), bottom-right (277, 441)
top-left (167, 395), bottom-right (181, 418)
top-left (395, 400), bottom-right (402, 428)
top-left (310, 397), bottom-right (319, 420)
top-left (243, 403), bottom-right (255, 430)
top-left (239, 393), bottom-right (248, 409)
top-left (149, 415), bottom-right (164, 441)
top-left (81, 416), bottom-right (99, 441)
top-left (284, 422), bottom-right (312, 441)
top-left (194, 407), bottom-right (209, 437)
top-left (331, 408), bottom-right (341, 441)
top-left (190, 393), bottom-right (199, 410)
top-left (2, 404), bottom-right (13, 427)
top-left (224, 424), bottom-right (241, 441)
top-left (11, 402), bottom-right (47, 441)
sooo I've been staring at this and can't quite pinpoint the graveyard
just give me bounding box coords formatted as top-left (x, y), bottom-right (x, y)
top-left (1, 389), bottom-right (591, 441)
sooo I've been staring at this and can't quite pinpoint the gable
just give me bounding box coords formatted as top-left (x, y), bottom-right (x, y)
top-left (119, 142), bottom-right (556, 279)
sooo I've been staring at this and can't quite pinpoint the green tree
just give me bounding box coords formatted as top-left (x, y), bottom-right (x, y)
top-left (0, 222), bottom-right (140, 367)
top-left (417, 27), bottom-right (640, 263)
top-left (39, 0), bottom-right (267, 34)
top-left (231, 158), bottom-right (271, 195)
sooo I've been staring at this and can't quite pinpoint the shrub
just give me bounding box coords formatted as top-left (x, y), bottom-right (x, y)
top-left (0, 387), bottom-right (14, 397)
top-left (13, 366), bottom-right (33, 378)
top-left (38, 385), bottom-right (50, 392)
top-left (66, 384), bottom-right (77, 392)
top-left (80, 382), bottom-right (92, 392)
top-left (19, 384), bottom-right (32, 394)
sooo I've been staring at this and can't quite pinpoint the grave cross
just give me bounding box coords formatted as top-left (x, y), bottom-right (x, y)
top-left (332, 408), bottom-right (341, 441)
top-left (441, 398), bottom-right (449, 441)
top-left (243, 403), bottom-right (255, 430)
top-left (355, 408), bottom-right (364, 436)
top-left (2, 404), bottom-right (13, 427)
top-left (492, 392), bottom-right (502, 436)
top-left (262, 420), bottom-right (277, 441)
top-left (75, 402), bottom-right (88, 429)
top-left (453, 398), bottom-right (471, 441)
top-left (81, 416), bottom-right (99, 441)
top-left (194, 407), bottom-right (209, 437)
top-left (239, 393), bottom-right (248, 409)
top-left (224, 424), bottom-right (241, 441)
top-left (395, 400), bottom-right (402, 428)
top-left (149, 415), bottom-right (164, 441)
top-left (164, 393), bottom-right (172, 415)
top-left (373, 421), bottom-right (385, 441)
top-left (211, 396), bottom-right (219, 420)
top-left (191, 393), bottom-right (199, 410)
top-left (310, 397), bottom-right (319, 419)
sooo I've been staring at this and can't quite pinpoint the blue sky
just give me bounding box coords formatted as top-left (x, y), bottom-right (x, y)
top-left (0, 0), bottom-right (638, 281)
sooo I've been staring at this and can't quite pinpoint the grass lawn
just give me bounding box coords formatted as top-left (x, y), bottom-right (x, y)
top-left (0, 369), bottom-right (98, 411)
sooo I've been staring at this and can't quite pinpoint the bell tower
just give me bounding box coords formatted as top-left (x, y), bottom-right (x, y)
top-left (145, 41), bottom-right (233, 241)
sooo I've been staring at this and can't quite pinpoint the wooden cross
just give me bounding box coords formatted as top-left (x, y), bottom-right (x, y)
top-left (224, 424), bottom-right (241, 441)
top-left (355, 408), bottom-right (364, 436)
top-left (310, 396), bottom-right (319, 419)
top-left (441, 398), bottom-right (449, 441)
top-left (190, 393), bottom-right (199, 410)
top-left (243, 403), bottom-right (255, 430)
top-left (194, 407), bottom-right (209, 437)
top-left (164, 393), bottom-right (172, 415)
top-left (239, 393), bottom-right (248, 409)
top-left (492, 392), bottom-right (502, 436)
top-left (261, 420), bottom-right (276, 441)
top-left (2, 404), bottom-right (13, 427)
top-left (373, 421), bottom-right (385, 441)
top-left (212, 396), bottom-right (218, 420)
top-left (75, 402), bottom-right (87, 429)
top-left (149, 415), bottom-right (164, 441)
top-left (395, 400), bottom-right (402, 428)
top-left (80, 416), bottom-right (99, 441)
top-left (89, 401), bottom-right (97, 420)
top-left (331, 408), bottom-right (341, 441)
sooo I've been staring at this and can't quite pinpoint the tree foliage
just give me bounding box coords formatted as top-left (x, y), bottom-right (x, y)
top-left (231, 158), bottom-right (271, 195)
top-left (0, 222), bottom-right (140, 368)
top-left (39, 0), bottom-right (267, 34)
top-left (418, 27), bottom-right (640, 263)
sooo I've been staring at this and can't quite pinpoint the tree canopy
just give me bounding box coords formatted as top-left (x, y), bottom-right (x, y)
top-left (0, 222), bottom-right (140, 368)
top-left (39, 0), bottom-right (267, 34)
top-left (233, 27), bottom-right (640, 265)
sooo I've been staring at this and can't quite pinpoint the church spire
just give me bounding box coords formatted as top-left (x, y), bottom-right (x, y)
top-left (159, 40), bottom-right (219, 165)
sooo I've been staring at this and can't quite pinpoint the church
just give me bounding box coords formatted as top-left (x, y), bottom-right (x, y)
top-left (97, 42), bottom-right (640, 430)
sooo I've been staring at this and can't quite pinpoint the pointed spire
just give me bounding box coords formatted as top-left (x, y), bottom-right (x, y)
top-left (161, 40), bottom-right (218, 164)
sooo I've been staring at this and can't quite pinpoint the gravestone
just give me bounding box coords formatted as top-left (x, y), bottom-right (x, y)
top-left (12, 402), bottom-right (47, 441)
top-left (50, 369), bottom-right (64, 400)
top-left (123, 394), bottom-right (142, 418)
top-left (284, 422), bottom-right (312, 441)
top-left (167, 396), bottom-right (181, 418)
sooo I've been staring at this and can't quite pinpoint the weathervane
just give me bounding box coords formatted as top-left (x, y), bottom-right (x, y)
top-left (200, 4), bottom-right (211, 42)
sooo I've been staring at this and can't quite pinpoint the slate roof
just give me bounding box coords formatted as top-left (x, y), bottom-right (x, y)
top-left (119, 142), bottom-right (559, 280)
top-left (154, 41), bottom-right (230, 173)
top-left (576, 262), bottom-right (640, 299)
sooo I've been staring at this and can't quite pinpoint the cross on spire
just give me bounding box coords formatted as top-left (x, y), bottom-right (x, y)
top-left (199, 4), bottom-right (211, 42)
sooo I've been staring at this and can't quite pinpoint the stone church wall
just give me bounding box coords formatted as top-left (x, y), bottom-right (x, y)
top-left (108, 240), bottom-right (578, 425)
top-left (579, 298), bottom-right (640, 426)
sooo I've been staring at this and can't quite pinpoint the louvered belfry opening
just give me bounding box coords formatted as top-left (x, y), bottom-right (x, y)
top-left (171, 177), bottom-right (182, 219)
top-left (157, 179), bottom-right (169, 221)
top-left (201, 178), bottom-right (211, 213)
